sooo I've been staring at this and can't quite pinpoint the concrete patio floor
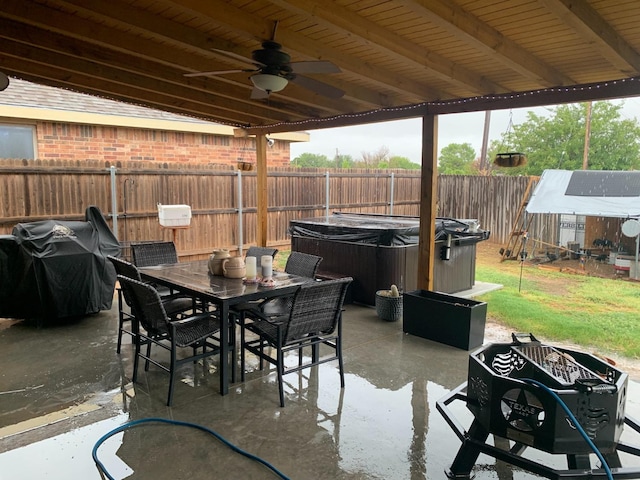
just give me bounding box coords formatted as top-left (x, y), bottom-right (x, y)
top-left (1, 291), bottom-right (640, 480)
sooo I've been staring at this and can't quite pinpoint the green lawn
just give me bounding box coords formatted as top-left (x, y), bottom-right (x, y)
top-left (476, 263), bottom-right (640, 359)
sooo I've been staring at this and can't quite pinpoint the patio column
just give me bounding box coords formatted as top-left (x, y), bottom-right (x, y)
top-left (255, 134), bottom-right (268, 247)
top-left (418, 114), bottom-right (438, 291)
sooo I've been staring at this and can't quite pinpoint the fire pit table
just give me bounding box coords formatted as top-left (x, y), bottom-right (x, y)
top-left (437, 334), bottom-right (640, 479)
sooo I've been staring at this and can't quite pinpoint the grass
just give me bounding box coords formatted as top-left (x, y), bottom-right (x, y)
top-left (476, 262), bottom-right (640, 359)
top-left (276, 246), bottom-right (640, 359)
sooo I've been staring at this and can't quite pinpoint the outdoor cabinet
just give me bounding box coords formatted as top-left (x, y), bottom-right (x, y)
top-left (402, 290), bottom-right (487, 350)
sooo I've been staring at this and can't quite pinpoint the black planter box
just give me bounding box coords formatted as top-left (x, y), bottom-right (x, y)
top-left (402, 290), bottom-right (487, 350)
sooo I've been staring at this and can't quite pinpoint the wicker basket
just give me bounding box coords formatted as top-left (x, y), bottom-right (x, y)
top-left (375, 291), bottom-right (403, 322)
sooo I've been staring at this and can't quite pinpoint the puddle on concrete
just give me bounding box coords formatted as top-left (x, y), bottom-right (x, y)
top-left (0, 412), bottom-right (131, 480)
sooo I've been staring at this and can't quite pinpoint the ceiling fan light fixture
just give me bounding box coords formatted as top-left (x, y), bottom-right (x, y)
top-left (250, 73), bottom-right (288, 93)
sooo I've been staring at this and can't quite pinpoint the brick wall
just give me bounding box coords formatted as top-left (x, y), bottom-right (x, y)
top-left (35, 121), bottom-right (292, 166)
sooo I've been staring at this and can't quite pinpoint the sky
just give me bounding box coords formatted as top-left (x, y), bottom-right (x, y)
top-left (290, 97), bottom-right (640, 165)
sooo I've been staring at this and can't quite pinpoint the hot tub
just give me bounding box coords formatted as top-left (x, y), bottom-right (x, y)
top-left (289, 212), bottom-right (489, 305)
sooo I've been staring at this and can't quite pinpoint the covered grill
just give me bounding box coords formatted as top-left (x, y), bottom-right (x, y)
top-left (0, 206), bottom-right (120, 323)
top-left (437, 334), bottom-right (640, 479)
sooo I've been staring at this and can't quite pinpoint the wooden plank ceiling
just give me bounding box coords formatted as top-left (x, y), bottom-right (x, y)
top-left (2, 0), bottom-right (640, 134)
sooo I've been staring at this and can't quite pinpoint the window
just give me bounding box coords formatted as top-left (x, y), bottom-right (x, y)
top-left (0, 124), bottom-right (36, 159)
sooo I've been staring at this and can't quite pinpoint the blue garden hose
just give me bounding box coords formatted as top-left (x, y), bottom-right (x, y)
top-left (92, 417), bottom-right (291, 480)
top-left (522, 378), bottom-right (614, 480)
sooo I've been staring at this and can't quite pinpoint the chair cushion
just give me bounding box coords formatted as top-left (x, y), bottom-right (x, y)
top-left (260, 297), bottom-right (293, 316)
top-left (163, 297), bottom-right (193, 317)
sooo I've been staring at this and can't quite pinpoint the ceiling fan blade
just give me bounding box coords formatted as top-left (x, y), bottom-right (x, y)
top-left (212, 48), bottom-right (265, 67)
top-left (290, 61), bottom-right (341, 74)
top-left (184, 69), bottom-right (248, 77)
top-left (289, 75), bottom-right (344, 99)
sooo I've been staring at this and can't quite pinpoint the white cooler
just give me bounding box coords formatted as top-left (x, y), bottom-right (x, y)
top-left (158, 204), bottom-right (191, 227)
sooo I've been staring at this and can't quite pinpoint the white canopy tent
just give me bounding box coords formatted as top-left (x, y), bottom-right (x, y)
top-left (527, 169), bottom-right (640, 279)
top-left (526, 169), bottom-right (640, 218)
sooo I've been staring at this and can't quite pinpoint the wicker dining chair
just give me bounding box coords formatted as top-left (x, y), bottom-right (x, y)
top-left (282, 251), bottom-right (322, 278)
top-left (257, 251), bottom-right (323, 317)
top-left (245, 246), bottom-right (278, 267)
top-left (130, 241), bottom-right (179, 267)
top-left (129, 240), bottom-right (207, 308)
top-left (107, 256), bottom-right (194, 353)
top-left (240, 276), bottom-right (352, 407)
top-left (117, 275), bottom-right (222, 406)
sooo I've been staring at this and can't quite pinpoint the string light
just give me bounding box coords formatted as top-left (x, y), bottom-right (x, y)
top-left (253, 76), bottom-right (640, 131)
top-left (12, 73), bottom-right (638, 132)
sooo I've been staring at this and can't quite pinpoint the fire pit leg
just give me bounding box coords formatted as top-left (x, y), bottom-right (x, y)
top-left (446, 419), bottom-right (490, 479)
top-left (603, 452), bottom-right (622, 469)
top-left (567, 454), bottom-right (591, 470)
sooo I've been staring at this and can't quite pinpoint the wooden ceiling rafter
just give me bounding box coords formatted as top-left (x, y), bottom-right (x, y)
top-left (164, 0), bottom-right (444, 102)
top-left (537, 0), bottom-right (640, 75)
top-left (268, 0), bottom-right (504, 95)
top-left (405, 0), bottom-right (574, 86)
top-left (0, 0), bottom-right (368, 120)
top-left (53, 0), bottom-right (399, 110)
top-left (0, 0), bottom-right (639, 131)
top-left (0, 18), bottom-right (336, 125)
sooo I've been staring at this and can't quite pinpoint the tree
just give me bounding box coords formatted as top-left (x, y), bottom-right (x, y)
top-left (383, 156), bottom-right (421, 169)
top-left (494, 102), bottom-right (640, 175)
top-left (359, 146), bottom-right (390, 167)
top-left (291, 152), bottom-right (332, 167)
top-left (438, 142), bottom-right (476, 174)
top-left (335, 154), bottom-right (355, 168)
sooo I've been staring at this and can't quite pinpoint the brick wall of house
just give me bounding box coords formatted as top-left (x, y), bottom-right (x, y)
top-left (35, 121), bottom-right (292, 166)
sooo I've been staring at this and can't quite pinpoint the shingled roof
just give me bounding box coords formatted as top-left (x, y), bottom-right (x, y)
top-left (0, 78), bottom-right (212, 125)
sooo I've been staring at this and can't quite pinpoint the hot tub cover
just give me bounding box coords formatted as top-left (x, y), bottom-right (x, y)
top-left (289, 212), bottom-right (489, 246)
top-left (0, 206), bottom-right (120, 321)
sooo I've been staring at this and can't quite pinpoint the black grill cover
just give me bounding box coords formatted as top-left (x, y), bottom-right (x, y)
top-left (0, 206), bottom-right (120, 321)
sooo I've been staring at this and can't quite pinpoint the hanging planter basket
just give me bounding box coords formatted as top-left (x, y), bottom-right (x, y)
top-left (493, 152), bottom-right (527, 168)
top-left (494, 110), bottom-right (527, 168)
top-left (237, 161), bottom-right (254, 171)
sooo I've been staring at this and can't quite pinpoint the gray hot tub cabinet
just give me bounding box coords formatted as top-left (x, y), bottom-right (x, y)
top-left (289, 213), bottom-right (489, 306)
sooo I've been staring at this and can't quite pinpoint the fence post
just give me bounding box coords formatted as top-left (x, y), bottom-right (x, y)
top-left (237, 169), bottom-right (243, 255)
top-left (390, 172), bottom-right (395, 215)
top-left (109, 165), bottom-right (118, 239)
top-left (325, 171), bottom-right (330, 220)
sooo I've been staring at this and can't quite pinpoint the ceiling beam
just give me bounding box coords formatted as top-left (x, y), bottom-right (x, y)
top-left (0, 43), bottom-right (286, 126)
top-left (245, 76), bottom-right (640, 134)
top-left (0, 58), bottom-right (255, 126)
top-left (270, 0), bottom-right (505, 95)
top-left (166, 0), bottom-right (444, 102)
top-left (406, 0), bottom-right (575, 86)
top-left (538, 0), bottom-right (640, 75)
top-left (0, 0), bottom-right (361, 118)
top-left (0, 18), bottom-right (331, 124)
top-left (53, 0), bottom-right (398, 109)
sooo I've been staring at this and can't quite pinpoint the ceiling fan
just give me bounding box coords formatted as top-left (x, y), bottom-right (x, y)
top-left (186, 40), bottom-right (344, 100)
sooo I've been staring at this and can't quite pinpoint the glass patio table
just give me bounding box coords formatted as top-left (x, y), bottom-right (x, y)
top-left (138, 259), bottom-right (311, 396)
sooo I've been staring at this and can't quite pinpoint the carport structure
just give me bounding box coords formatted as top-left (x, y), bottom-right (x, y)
top-left (2, 0), bottom-right (640, 290)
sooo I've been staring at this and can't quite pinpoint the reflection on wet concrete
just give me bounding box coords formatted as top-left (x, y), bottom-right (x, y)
top-left (1, 412), bottom-right (131, 479)
top-left (1, 302), bottom-right (640, 479)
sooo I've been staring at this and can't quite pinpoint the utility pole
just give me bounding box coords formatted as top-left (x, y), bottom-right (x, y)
top-left (582, 101), bottom-right (593, 170)
top-left (480, 111), bottom-right (491, 172)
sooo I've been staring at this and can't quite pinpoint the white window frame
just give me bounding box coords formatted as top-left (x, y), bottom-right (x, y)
top-left (0, 122), bottom-right (37, 159)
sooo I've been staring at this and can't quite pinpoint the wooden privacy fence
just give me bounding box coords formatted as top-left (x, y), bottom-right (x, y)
top-left (0, 159), bottom-right (558, 259)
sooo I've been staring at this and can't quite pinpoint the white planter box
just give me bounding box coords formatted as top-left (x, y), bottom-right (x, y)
top-left (158, 204), bottom-right (191, 227)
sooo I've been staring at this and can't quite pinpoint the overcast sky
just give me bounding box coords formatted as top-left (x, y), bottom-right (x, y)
top-left (290, 97), bottom-right (640, 165)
